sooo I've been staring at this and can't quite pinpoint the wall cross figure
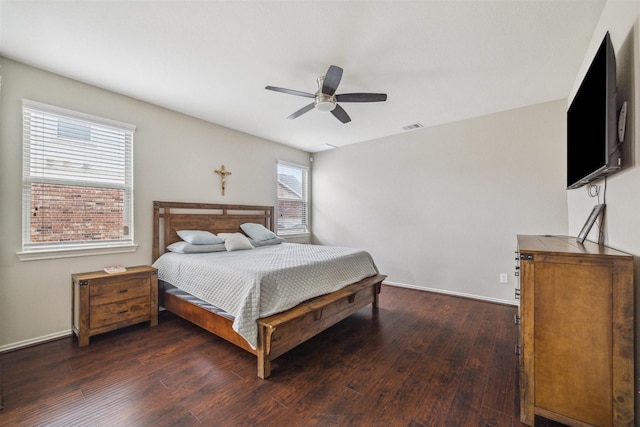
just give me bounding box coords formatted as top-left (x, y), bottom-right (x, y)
top-left (214, 165), bottom-right (232, 196)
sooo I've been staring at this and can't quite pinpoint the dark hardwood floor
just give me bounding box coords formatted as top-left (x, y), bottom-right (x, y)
top-left (0, 285), bottom-right (565, 426)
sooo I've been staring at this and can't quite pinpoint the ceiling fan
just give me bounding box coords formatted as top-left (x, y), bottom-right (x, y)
top-left (265, 65), bottom-right (387, 123)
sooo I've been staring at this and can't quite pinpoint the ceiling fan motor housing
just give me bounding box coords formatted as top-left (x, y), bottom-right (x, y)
top-left (315, 76), bottom-right (336, 111)
top-left (315, 93), bottom-right (336, 111)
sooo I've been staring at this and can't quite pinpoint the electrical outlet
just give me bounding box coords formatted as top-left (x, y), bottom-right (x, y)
top-left (500, 273), bottom-right (508, 284)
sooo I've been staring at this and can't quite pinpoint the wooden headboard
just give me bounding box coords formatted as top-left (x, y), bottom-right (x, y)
top-left (152, 201), bottom-right (274, 262)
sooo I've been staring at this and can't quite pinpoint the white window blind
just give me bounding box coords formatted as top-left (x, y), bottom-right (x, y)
top-left (22, 99), bottom-right (136, 253)
top-left (276, 161), bottom-right (309, 235)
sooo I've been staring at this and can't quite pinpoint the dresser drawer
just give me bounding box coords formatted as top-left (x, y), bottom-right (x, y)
top-left (90, 296), bottom-right (151, 329)
top-left (90, 277), bottom-right (150, 306)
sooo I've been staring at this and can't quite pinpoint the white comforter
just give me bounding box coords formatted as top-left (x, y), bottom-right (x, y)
top-left (152, 243), bottom-right (379, 348)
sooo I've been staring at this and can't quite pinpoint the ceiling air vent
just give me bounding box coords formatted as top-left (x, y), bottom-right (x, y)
top-left (402, 123), bottom-right (423, 131)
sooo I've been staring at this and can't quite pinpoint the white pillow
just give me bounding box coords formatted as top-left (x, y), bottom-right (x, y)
top-left (249, 237), bottom-right (285, 247)
top-left (220, 232), bottom-right (254, 251)
top-left (216, 233), bottom-right (232, 241)
top-left (176, 230), bottom-right (224, 245)
top-left (167, 241), bottom-right (226, 253)
top-left (240, 223), bottom-right (278, 242)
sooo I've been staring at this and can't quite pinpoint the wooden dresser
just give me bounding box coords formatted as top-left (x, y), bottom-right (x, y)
top-left (72, 266), bottom-right (158, 347)
top-left (516, 235), bottom-right (634, 426)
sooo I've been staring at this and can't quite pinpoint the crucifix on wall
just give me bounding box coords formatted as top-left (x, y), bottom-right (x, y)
top-left (214, 165), bottom-right (232, 196)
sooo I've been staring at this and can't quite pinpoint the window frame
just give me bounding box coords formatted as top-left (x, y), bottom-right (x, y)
top-left (18, 99), bottom-right (138, 261)
top-left (276, 160), bottom-right (310, 237)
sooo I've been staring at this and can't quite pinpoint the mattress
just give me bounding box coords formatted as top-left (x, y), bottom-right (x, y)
top-left (152, 242), bottom-right (379, 348)
top-left (160, 280), bottom-right (235, 320)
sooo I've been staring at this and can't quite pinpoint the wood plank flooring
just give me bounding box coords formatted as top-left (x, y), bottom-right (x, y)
top-left (0, 285), bottom-right (565, 426)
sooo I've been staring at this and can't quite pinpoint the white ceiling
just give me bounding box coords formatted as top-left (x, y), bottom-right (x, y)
top-left (0, 1), bottom-right (605, 152)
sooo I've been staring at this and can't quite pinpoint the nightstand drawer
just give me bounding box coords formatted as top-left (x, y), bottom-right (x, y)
top-left (90, 277), bottom-right (150, 305)
top-left (90, 296), bottom-right (151, 329)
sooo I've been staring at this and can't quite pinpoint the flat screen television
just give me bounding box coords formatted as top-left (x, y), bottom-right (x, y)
top-left (567, 32), bottom-right (621, 190)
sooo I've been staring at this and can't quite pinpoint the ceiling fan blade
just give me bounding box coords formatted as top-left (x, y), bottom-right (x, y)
top-left (335, 93), bottom-right (387, 102)
top-left (265, 86), bottom-right (315, 99)
top-left (322, 65), bottom-right (343, 96)
top-left (331, 104), bottom-right (351, 123)
top-left (287, 102), bottom-right (315, 119)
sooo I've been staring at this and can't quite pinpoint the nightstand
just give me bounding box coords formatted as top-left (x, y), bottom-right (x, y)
top-left (72, 265), bottom-right (158, 347)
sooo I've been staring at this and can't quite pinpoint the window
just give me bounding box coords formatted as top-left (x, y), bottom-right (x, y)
top-left (277, 161), bottom-right (309, 235)
top-left (20, 100), bottom-right (136, 258)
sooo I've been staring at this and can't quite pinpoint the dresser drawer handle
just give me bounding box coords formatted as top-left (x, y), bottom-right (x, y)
top-left (118, 289), bottom-right (128, 294)
top-left (117, 310), bottom-right (129, 315)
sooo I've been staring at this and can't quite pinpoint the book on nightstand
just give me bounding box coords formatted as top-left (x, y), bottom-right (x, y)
top-left (103, 265), bottom-right (127, 274)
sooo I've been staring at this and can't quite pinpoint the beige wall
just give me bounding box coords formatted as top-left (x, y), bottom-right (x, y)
top-left (0, 58), bottom-right (309, 350)
top-left (312, 100), bottom-right (568, 304)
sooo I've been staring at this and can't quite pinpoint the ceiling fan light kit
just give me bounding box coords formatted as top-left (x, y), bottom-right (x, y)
top-left (266, 65), bottom-right (387, 123)
top-left (315, 99), bottom-right (336, 112)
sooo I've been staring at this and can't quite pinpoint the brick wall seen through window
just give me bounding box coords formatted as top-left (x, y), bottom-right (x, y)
top-left (30, 183), bottom-right (124, 243)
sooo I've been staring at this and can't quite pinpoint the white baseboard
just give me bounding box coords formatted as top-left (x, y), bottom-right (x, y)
top-left (0, 329), bottom-right (73, 353)
top-left (383, 280), bottom-right (517, 306)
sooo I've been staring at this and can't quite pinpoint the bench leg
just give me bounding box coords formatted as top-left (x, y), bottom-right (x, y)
top-left (257, 351), bottom-right (271, 379)
top-left (372, 280), bottom-right (382, 309)
top-left (257, 324), bottom-right (272, 379)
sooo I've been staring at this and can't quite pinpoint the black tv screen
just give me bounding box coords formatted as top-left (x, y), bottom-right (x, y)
top-left (567, 32), bottom-right (619, 189)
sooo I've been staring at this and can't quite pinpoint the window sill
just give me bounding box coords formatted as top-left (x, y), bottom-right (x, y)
top-left (17, 243), bottom-right (139, 261)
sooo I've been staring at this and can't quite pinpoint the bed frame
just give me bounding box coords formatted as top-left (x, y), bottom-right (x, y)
top-left (152, 201), bottom-right (386, 378)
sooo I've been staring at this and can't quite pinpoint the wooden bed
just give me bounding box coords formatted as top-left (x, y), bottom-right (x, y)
top-left (152, 201), bottom-right (386, 378)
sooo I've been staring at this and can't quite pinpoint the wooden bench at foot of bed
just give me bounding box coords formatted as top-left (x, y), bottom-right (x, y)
top-left (257, 273), bottom-right (385, 378)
